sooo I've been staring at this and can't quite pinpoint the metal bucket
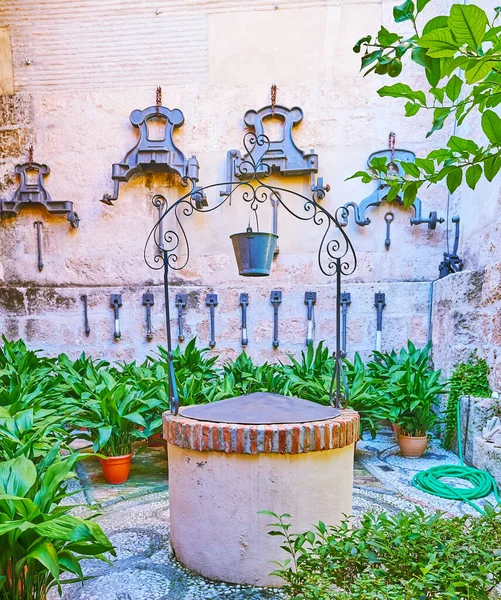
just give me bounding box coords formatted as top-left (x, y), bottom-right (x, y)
top-left (230, 228), bottom-right (278, 277)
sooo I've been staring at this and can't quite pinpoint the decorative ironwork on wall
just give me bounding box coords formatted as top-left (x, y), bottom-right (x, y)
top-left (0, 146), bottom-right (80, 228)
top-left (221, 87), bottom-right (329, 199)
top-left (101, 87), bottom-right (205, 206)
top-left (143, 132), bottom-right (357, 416)
top-left (342, 133), bottom-right (444, 235)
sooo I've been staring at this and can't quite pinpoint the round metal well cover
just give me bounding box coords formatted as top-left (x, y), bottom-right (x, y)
top-left (178, 392), bottom-right (341, 425)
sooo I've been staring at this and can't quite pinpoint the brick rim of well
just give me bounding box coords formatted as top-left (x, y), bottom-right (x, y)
top-left (163, 409), bottom-right (359, 454)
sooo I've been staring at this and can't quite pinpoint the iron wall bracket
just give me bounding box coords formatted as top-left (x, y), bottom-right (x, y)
top-left (0, 161), bottom-right (80, 227)
top-left (439, 216), bottom-right (464, 278)
top-left (101, 104), bottom-right (206, 206)
top-left (343, 148), bottom-right (444, 230)
top-left (221, 105), bottom-right (329, 197)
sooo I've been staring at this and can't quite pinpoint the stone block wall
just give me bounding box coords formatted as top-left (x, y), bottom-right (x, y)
top-left (0, 0), bottom-right (457, 362)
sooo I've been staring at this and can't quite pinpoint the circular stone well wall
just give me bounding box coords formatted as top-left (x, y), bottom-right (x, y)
top-left (163, 408), bottom-right (359, 587)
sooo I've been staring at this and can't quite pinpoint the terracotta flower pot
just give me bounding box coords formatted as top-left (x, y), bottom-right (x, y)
top-left (99, 453), bottom-right (132, 484)
top-left (398, 434), bottom-right (428, 458)
top-left (392, 423), bottom-right (401, 439)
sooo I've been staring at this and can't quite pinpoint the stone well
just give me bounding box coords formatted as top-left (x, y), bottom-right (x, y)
top-left (163, 393), bottom-right (359, 587)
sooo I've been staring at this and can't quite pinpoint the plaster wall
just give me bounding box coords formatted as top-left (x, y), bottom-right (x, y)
top-left (0, 0), bottom-right (455, 362)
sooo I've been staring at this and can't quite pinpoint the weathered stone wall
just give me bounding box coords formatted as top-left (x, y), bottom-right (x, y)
top-left (0, 0), bottom-right (454, 362)
top-left (429, 0), bottom-right (501, 390)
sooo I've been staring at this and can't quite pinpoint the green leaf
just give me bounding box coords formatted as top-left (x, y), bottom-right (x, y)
top-left (353, 35), bottom-right (371, 53)
top-left (405, 102), bottom-right (421, 116)
top-left (465, 59), bottom-right (495, 84)
top-left (0, 456), bottom-right (36, 497)
top-left (361, 50), bottom-right (382, 70)
top-left (411, 46), bottom-right (432, 68)
top-left (419, 28), bottom-right (460, 58)
top-left (484, 153), bottom-right (501, 181)
top-left (393, 0), bottom-right (415, 23)
top-left (430, 86), bottom-right (445, 103)
top-left (96, 425), bottom-right (113, 451)
top-left (416, 0), bottom-right (431, 13)
top-left (402, 162), bottom-right (420, 177)
top-left (446, 168), bottom-right (463, 193)
top-left (377, 27), bottom-right (400, 46)
top-left (25, 541), bottom-right (60, 582)
top-left (427, 107), bottom-right (451, 137)
top-left (466, 164), bottom-right (482, 189)
top-left (481, 109), bottom-right (501, 144)
top-left (415, 158), bottom-right (435, 174)
top-left (445, 74), bottom-right (462, 102)
top-left (378, 83), bottom-right (426, 105)
top-left (422, 15), bottom-right (449, 35)
top-left (447, 136), bottom-right (479, 154)
top-left (426, 58), bottom-right (442, 86)
top-left (403, 182), bottom-right (418, 208)
top-left (449, 4), bottom-right (488, 49)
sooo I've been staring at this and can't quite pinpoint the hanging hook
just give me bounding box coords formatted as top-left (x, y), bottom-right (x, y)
top-left (28, 145), bottom-right (34, 168)
top-left (270, 84), bottom-right (277, 116)
top-left (388, 132), bottom-right (396, 163)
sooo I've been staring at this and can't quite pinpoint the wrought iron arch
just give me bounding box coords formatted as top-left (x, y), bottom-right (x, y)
top-left (144, 133), bottom-right (357, 415)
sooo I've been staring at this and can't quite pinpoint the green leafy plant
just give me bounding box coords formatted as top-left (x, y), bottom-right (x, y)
top-left (263, 506), bottom-right (501, 599)
top-left (72, 371), bottom-right (163, 456)
top-left (0, 453), bottom-right (114, 599)
top-left (351, 1), bottom-right (501, 206)
top-left (444, 350), bottom-right (491, 450)
top-left (377, 342), bottom-right (447, 436)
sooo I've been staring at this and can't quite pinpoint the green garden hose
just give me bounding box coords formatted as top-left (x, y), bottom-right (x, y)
top-left (411, 400), bottom-right (501, 514)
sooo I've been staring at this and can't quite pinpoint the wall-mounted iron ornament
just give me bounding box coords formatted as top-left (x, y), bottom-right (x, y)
top-left (33, 221), bottom-right (43, 271)
top-left (144, 131), bottom-right (357, 415)
top-left (206, 294), bottom-right (218, 348)
top-left (101, 88), bottom-right (205, 207)
top-left (175, 294), bottom-right (186, 342)
top-left (221, 89), bottom-right (329, 198)
top-left (439, 216), bottom-right (463, 278)
top-left (240, 293), bottom-right (249, 346)
top-left (343, 133), bottom-right (444, 233)
top-left (111, 294), bottom-right (122, 341)
top-left (81, 295), bottom-right (91, 337)
top-left (0, 147), bottom-right (79, 227)
top-left (374, 292), bottom-right (386, 352)
top-left (270, 290), bottom-right (282, 349)
top-left (143, 293), bottom-right (154, 341)
top-left (304, 292), bottom-right (316, 346)
top-left (340, 292), bottom-right (351, 355)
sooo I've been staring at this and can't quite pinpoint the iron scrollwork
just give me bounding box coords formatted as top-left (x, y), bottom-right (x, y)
top-left (144, 133), bottom-right (357, 415)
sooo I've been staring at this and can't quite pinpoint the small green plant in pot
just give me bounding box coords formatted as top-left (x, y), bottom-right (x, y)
top-left (387, 360), bottom-right (447, 458)
top-left (73, 372), bottom-right (162, 484)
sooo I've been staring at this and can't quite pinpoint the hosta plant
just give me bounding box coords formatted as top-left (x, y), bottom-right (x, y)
top-left (0, 453), bottom-right (114, 599)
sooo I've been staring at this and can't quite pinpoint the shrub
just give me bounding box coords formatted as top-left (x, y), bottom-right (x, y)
top-left (264, 506), bottom-right (501, 599)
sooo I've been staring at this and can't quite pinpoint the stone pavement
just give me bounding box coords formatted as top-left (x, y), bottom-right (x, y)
top-left (54, 427), bottom-right (483, 599)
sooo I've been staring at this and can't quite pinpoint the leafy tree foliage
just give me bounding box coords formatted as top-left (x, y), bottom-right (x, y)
top-left (350, 1), bottom-right (501, 207)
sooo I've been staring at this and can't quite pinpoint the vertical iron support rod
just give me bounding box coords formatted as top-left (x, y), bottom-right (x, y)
top-left (206, 294), bottom-right (218, 348)
top-left (81, 294), bottom-right (90, 337)
top-left (163, 250), bottom-right (179, 415)
top-left (270, 291), bottom-right (282, 348)
top-left (34, 221), bottom-right (43, 272)
top-left (240, 293), bottom-right (249, 346)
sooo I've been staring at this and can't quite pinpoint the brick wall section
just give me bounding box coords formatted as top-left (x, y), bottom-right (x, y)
top-left (163, 409), bottom-right (360, 454)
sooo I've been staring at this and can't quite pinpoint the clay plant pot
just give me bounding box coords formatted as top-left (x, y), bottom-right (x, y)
top-left (398, 434), bottom-right (428, 458)
top-left (99, 453), bottom-right (132, 484)
top-left (392, 423), bottom-right (401, 439)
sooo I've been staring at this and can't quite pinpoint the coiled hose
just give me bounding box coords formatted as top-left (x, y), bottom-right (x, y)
top-left (411, 400), bottom-right (501, 514)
